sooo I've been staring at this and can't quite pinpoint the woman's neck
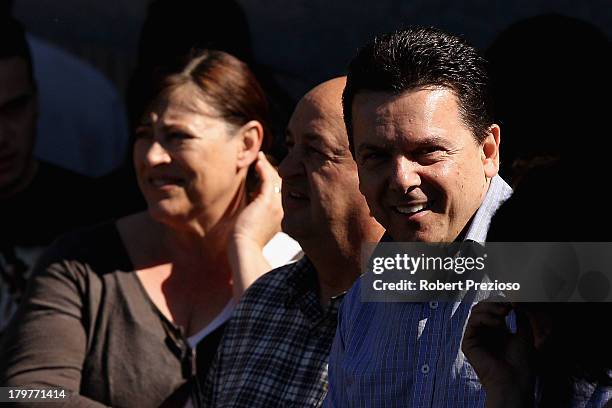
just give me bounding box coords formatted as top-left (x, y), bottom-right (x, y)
top-left (117, 212), bottom-right (235, 335)
top-left (118, 212), bottom-right (232, 283)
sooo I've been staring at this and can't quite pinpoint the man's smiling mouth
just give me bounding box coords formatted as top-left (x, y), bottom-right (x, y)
top-left (393, 201), bottom-right (433, 216)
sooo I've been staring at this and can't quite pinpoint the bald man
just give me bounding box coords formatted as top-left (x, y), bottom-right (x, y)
top-left (200, 77), bottom-right (384, 407)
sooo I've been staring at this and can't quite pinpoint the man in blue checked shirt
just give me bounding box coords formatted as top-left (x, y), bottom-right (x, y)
top-left (324, 27), bottom-right (512, 407)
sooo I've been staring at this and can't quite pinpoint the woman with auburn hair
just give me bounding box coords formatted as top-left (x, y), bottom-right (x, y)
top-left (0, 50), bottom-right (300, 406)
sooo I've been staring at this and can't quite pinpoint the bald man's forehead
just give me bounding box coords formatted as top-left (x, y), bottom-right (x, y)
top-left (305, 76), bottom-right (347, 99)
top-left (287, 97), bottom-right (349, 151)
top-left (301, 94), bottom-right (343, 125)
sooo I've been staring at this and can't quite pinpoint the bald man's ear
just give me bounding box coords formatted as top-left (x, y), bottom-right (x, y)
top-left (236, 120), bottom-right (264, 170)
top-left (481, 124), bottom-right (500, 178)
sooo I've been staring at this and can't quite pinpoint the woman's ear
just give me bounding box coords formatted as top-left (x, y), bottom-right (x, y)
top-left (236, 120), bottom-right (264, 169)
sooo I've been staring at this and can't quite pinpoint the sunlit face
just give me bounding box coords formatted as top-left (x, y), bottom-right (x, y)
top-left (352, 88), bottom-right (499, 242)
top-left (279, 90), bottom-right (368, 243)
top-left (0, 57), bottom-right (37, 192)
top-left (133, 84), bottom-right (245, 229)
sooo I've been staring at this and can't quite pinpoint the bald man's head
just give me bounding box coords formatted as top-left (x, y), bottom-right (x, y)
top-left (302, 76), bottom-right (346, 113)
top-left (279, 76), bottom-right (383, 249)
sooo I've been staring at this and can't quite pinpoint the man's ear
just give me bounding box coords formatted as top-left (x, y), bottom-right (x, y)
top-left (481, 124), bottom-right (501, 178)
top-left (236, 120), bottom-right (264, 169)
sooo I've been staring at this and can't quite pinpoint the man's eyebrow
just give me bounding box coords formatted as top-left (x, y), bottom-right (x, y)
top-left (416, 134), bottom-right (447, 145)
top-left (356, 142), bottom-right (387, 155)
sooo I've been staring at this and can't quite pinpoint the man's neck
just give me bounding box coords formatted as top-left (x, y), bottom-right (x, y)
top-left (302, 231), bottom-right (381, 307)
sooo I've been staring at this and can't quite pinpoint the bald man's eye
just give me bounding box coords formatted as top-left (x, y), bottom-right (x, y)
top-left (306, 145), bottom-right (329, 159)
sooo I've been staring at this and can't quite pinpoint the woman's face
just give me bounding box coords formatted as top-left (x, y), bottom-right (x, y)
top-left (134, 83), bottom-right (246, 229)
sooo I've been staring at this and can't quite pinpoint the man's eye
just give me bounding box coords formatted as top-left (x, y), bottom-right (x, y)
top-left (0, 95), bottom-right (32, 115)
top-left (415, 147), bottom-right (442, 156)
top-left (413, 147), bottom-right (445, 164)
top-left (134, 128), bottom-right (152, 139)
top-left (306, 145), bottom-right (326, 158)
top-left (361, 151), bottom-right (385, 163)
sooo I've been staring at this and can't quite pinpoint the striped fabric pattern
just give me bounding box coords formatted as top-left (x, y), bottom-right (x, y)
top-left (324, 175), bottom-right (513, 408)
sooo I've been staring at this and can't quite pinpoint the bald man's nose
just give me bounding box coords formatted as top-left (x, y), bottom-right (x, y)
top-left (278, 149), bottom-right (304, 180)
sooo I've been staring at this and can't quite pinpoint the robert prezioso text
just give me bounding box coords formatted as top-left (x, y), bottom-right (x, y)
top-left (372, 279), bottom-right (520, 291)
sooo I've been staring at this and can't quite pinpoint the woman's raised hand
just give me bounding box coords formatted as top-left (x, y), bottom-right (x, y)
top-left (231, 152), bottom-right (283, 248)
top-left (228, 152), bottom-right (284, 299)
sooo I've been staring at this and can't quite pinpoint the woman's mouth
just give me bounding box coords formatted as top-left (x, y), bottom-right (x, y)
top-left (148, 176), bottom-right (184, 188)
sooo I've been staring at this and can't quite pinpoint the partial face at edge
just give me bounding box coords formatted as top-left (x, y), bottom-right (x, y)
top-left (351, 88), bottom-right (498, 242)
top-left (0, 57), bottom-right (37, 191)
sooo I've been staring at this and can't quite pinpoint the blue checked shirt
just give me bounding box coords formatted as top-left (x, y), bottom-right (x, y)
top-left (324, 175), bottom-right (513, 408)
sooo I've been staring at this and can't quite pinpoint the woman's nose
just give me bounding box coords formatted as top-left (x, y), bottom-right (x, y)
top-left (144, 140), bottom-right (172, 166)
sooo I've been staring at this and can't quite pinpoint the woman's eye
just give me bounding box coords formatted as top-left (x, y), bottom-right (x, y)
top-left (167, 131), bottom-right (191, 141)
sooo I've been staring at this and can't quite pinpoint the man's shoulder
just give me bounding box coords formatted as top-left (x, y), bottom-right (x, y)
top-left (243, 258), bottom-right (305, 295)
top-left (219, 258), bottom-right (313, 353)
top-left (235, 256), bottom-right (312, 311)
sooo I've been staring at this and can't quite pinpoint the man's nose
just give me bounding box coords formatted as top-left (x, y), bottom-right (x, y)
top-left (144, 140), bottom-right (172, 166)
top-left (278, 149), bottom-right (304, 180)
top-left (388, 155), bottom-right (421, 194)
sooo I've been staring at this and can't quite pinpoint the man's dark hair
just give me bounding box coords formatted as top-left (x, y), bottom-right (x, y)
top-left (0, 17), bottom-right (34, 80)
top-left (343, 27), bottom-right (492, 152)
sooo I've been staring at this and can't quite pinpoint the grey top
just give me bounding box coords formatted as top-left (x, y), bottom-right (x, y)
top-left (0, 221), bottom-right (218, 407)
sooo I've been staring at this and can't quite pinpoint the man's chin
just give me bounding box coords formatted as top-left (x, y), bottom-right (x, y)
top-left (281, 217), bottom-right (312, 241)
top-left (385, 227), bottom-right (443, 243)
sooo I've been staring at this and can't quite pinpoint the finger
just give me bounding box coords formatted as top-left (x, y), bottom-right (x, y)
top-left (466, 310), bottom-right (509, 331)
top-left (514, 308), bottom-right (534, 345)
top-left (254, 152), bottom-right (280, 198)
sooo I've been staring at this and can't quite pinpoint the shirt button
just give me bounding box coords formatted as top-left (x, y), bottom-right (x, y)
top-left (421, 364), bottom-right (430, 374)
top-left (429, 301), bottom-right (438, 309)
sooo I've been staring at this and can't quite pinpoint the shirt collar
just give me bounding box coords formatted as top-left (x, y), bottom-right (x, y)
top-left (283, 256), bottom-right (345, 321)
top-left (284, 256), bottom-right (318, 306)
top-left (463, 174), bottom-right (513, 243)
